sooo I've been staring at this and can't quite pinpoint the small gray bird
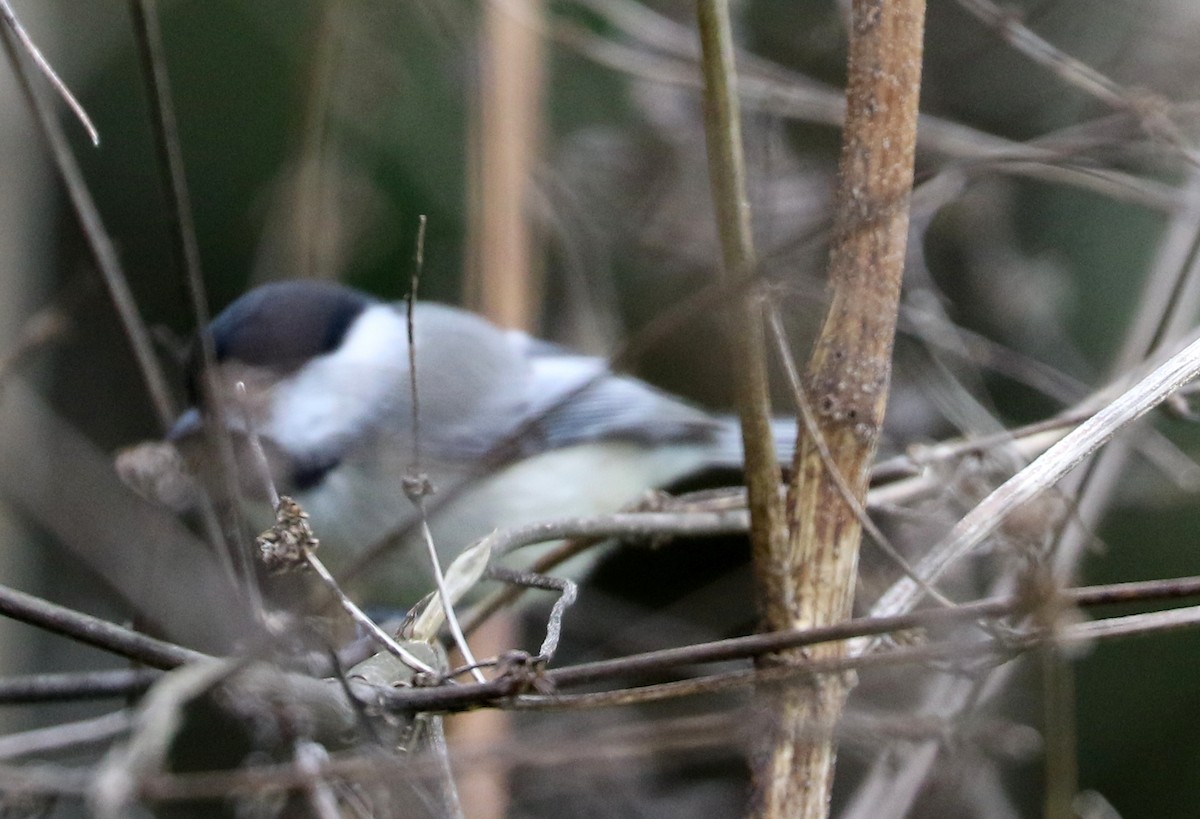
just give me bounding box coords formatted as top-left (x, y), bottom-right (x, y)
top-left (120, 280), bottom-right (791, 603)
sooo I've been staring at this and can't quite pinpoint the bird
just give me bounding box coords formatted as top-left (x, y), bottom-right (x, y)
top-left (119, 279), bottom-right (794, 605)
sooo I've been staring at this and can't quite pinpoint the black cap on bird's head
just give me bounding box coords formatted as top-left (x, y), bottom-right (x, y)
top-left (182, 280), bottom-right (377, 408)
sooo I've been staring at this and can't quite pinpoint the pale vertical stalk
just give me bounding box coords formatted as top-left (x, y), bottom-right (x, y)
top-left (762, 0), bottom-right (927, 816)
top-left (457, 5), bottom-right (548, 816)
top-left (465, 0), bottom-right (546, 330)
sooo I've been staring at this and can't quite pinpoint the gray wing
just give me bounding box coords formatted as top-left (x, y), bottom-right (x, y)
top-left (508, 331), bottom-right (725, 452)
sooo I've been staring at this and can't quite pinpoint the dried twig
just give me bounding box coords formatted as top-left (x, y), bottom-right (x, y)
top-left (0, 581), bottom-right (207, 670)
top-left (955, 0), bottom-right (1195, 163)
top-left (401, 222), bottom-right (485, 682)
top-left (0, 14), bottom-right (174, 429)
top-left (236, 382), bottom-right (438, 677)
top-left (695, 0), bottom-right (786, 632)
top-left (553, 0), bottom-right (1185, 212)
top-left (0, 669), bottom-right (160, 704)
top-left (872, 330), bottom-right (1200, 620)
top-left (128, 0), bottom-right (260, 602)
top-left (0, 0), bottom-right (98, 144)
top-left (7, 570), bottom-right (1200, 714)
top-left (0, 711), bottom-right (131, 761)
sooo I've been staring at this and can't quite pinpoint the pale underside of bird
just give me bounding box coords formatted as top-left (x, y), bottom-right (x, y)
top-left (118, 280), bottom-right (792, 605)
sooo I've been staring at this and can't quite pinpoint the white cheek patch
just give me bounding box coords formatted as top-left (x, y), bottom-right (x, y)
top-left (266, 305), bottom-right (409, 460)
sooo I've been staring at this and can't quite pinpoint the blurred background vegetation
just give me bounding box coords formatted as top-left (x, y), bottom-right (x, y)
top-left (3, 0), bottom-right (1200, 816)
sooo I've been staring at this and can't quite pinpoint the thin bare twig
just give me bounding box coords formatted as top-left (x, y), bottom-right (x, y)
top-left (414, 512), bottom-right (485, 682)
top-left (236, 382), bottom-right (437, 677)
top-left (873, 330), bottom-right (1200, 620)
top-left (0, 581), bottom-right (208, 670)
top-left (402, 224), bottom-right (485, 683)
top-left (483, 565), bottom-right (576, 660)
top-left (1, 569), bottom-right (1197, 714)
top-left (553, 0), bottom-right (1184, 212)
top-left (0, 17), bottom-right (175, 429)
top-left (408, 214), bottom-right (427, 471)
top-left (0, 669), bottom-right (160, 704)
top-left (545, 572), bottom-right (1200, 689)
top-left (0, 0), bottom-right (98, 144)
top-left (955, 0), bottom-right (1196, 164)
top-left (127, 0), bottom-right (259, 603)
top-left (303, 547), bottom-right (438, 677)
top-left (0, 711), bottom-right (131, 761)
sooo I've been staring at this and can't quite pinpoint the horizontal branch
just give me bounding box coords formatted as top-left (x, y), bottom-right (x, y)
top-left (0, 581), bottom-right (209, 670)
top-left (0, 669), bottom-right (160, 704)
top-left (1, 573), bottom-right (1200, 803)
top-left (0, 711), bottom-right (131, 761)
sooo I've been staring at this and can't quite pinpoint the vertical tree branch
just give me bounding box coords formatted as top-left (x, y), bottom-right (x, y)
top-left (695, 0), bottom-right (787, 630)
top-left (761, 1), bottom-right (928, 816)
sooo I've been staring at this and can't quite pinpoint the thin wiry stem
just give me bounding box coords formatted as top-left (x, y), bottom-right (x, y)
top-left (765, 304), bottom-right (953, 609)
top-left (483, 565), bottom-right (576, 661)
top-left (0, 16), bottom-right (175, 429)
top-left (407, 214), bottom-right (427, 470)
top-left (414, 509), bottom-right (485, 682)
top-left (127, 0), bottom-right (257, 599)
top-left (553, 1), bottom-right (1185, 212)
top-left (235, 382), bottom-right (437, 677)
top-left (0, 581), bottom-right (209, 670)
top-left (0, 669), bottom-right (160, 704)
top-left (955, 0), bottom-right (1197, 164)
top-left (0, 711), bottom-right (131, 761)
top-left (0, 0), bottom-right (98, 144)
top-left (128, 0), bottom-right (208, 337)
top-left (873, 329), bottom-right (1200, 620)
top-left (303, 549), bottom-right (438, 677)
top-left (5, 567), bottom-right (1200, 713)
top-left (402, 226), bottom-right (484, 682)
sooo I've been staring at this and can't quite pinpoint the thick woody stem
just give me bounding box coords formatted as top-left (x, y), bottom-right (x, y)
top-left (756, 0), bottom-right (927, 816)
